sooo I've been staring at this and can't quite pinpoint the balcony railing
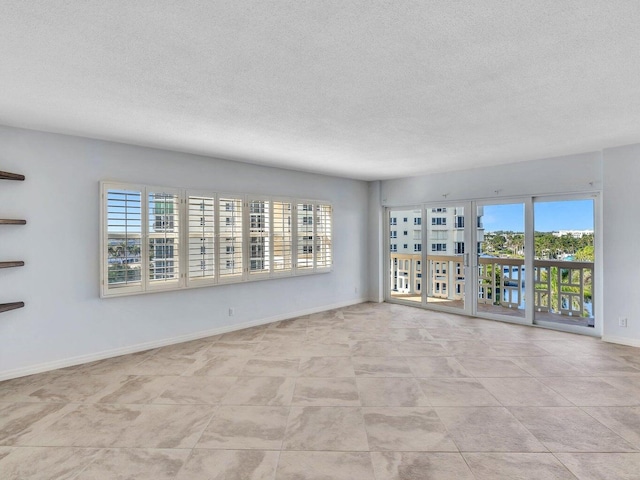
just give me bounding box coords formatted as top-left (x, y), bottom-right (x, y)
top-left (390, 253), bottom-right (594, 323)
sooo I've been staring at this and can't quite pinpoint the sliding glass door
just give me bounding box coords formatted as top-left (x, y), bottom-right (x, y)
top-left (475, 201), bottom-right (526, 321)
top-left (386, 193), bottom-right (598, 335)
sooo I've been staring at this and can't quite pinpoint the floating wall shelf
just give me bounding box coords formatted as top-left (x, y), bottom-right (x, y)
top-left (0, 302), bottom-right (24, 314)
top-left (0, 261), bottom-right (24, 269)
top-left (1, 169), bottom-right (26, 314)
top-left (0, 219), bottom-right (27, 225)
top-left (0, 171), bottom-right (25, 181)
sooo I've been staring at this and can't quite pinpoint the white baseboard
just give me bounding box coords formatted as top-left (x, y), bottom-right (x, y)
top-left (0, 298), bottom-right (368, 382)
top-left (602, 335), bottom-right (640, 348)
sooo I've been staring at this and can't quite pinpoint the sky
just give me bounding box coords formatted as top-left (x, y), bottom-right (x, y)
top-left (482, 200), bottom-right (594, 233)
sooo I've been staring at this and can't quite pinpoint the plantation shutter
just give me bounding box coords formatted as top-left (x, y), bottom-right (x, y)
top-left (296, 203), bottom-right (314, 270)
top-left (218, 196), bottom-right (243, 280)
top-left (249, 199), bottom-right (270, 276)
top-left (104, 186), bottom-right (143, 294)
top-left (272, 200), bottom-right (292, 273)
top-left (187, 194), bottom-right (216, 284)
top-left (315, 204), bottom-right (332, 269)
top-left (148, 189), bottom-right (181, 287)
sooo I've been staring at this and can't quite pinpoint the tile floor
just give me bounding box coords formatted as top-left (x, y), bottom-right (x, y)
top-left (1, 302), bottom-right (640, 479)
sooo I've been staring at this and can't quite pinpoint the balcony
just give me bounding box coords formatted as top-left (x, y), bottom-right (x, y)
top-left (390, 254), bottom-right (594, 327)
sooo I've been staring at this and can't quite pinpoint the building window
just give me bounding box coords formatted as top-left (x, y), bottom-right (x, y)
top-left (403, 244), bottom-right (408, 249)
top-left (455, 216), bottom-right (464, 228)
top-left (390, 217), bottom-right (397, 225)
top-left (403, 217), bottom-right (408, 222)
top-left (390, 244), bottom-right (397, 252)
top-left (431, 243), bottom-right (447, 252)
top-left (414, 218), bottom-right (421, 225)
top-left (455, 242), bottom-right (465, 254)
top-left (403, 230), bottom-right (408, 236)
top-left (391, 231), bottom-right (397, 238)
top-left (432, 217), bottom-right (446, 226)
top-left (414, 244), bottom-right (422, 252)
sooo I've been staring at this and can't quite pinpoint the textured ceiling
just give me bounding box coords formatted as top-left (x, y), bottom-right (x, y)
top-left (1, 1), bottom-right (639, 180)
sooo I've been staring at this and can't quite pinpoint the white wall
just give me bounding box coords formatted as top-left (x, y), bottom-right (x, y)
top-left (602, 144), bottom-right (640, 346)
top-left (367, 181), bottom-right (384, 302)
top-left (0, 125), bottom-right (369, 379)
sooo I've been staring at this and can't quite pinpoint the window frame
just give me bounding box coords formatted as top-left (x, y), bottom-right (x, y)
top-left (101, 182), bottom-right (332, 298)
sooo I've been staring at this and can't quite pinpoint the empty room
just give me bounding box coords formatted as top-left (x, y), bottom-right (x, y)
top-left (1, 1), bottom-right (640, 479)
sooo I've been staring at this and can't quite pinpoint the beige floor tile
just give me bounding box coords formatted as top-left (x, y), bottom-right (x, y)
top-left (478, 377), bottom-right (572, 406)
top-left (292, 377), bottom-right (360, 406)
top-left (176, 449), bottom-right (279, 480)
top-left (435, 406), bottom-right (546, 452)
top-left (370, 452), bottom-right (474, 480)
top-left (242, 358), bottom-right (301, 376)
top-left (397, 342), bottom-right (450, 356)
top-left (127, 354), bottom-right (202, 376)
top-left (261, 329), bottom-right (307, 342)
top-left (363, 407), bottom-right (457, 451)
top-left (439, 340), bottom-right (496, 357)
top-left (57, 350), bottom-right (157, 376)
top-left (153, 376), bottom-right (237, 404)
top-left (0, 446), bottom-right (100, 480)
top-left (92, 375), bottom-right (175, 404)
top-left (561, 355), bottom-right (640, 376)
top-left (387, 328), bottom-right (434, 342)
top-left (221, 376), bottom-right (295, 406)
top-left (283, 406), bottom-right (369, 451)
top-left (511, 356), bottom-right (587, 377)
top-left (463, 453), bottom-right (577, 479)
top-left (352, 357), bottom-right (413, 377)
top-left (197, 406), bottom-right (289, 449)
top-left (427, 327), bottom-right (478, 341)
top-left (75, 448), bottom-right (189, 479)
top-left (21, 374), bottom-right (122, 403)
top-left (456, 357), bottom-right (531, 377)
top-left (407, 356), bottom-right (472, 378)
top-left (188, 355), bottom-right (248, 376)
top-left (538, 377), bottom-right (640, 406)
top-left (205, 342), bottom-right (259, 356)
top-left (555, 453), bottom-right (640, 480)
top-left (298, 356), bottom-right (355, 377)
top-left (509, 407), bottom-right (636, 452)
top-left (357, 378), bottom-right (429, 407)
top-left (350, 341), bottom-right (402, 357)
top-left (417, 378), bottom-right (500, 406)
top-left (489, 342), bottom-right (552, 356)
top-left (276, 451), bottom-right (374, 480)
top-left (583, 406), bottom-right (640, 449)
top-left (0, 403), bottom-right (68, 445)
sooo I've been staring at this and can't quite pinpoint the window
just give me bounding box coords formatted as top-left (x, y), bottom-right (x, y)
top-left (431, 243), bottom-right (447, 252)
top-left (188, 195), bottom-right (215, 283)
top-left (414, 244), bottom-right (422, 252)
top-left (455, 242), bottom-right (465, 254)
top-left (414, 218), bottom-right (421, 225)
top-left (403, 230), bottom-right (408, 236)
top-left (273, 201), bottom-right (292, 273)
top-left (148, 190), bottom-right (180, 286)
top-left (432, 217), bottom-right (446, 226)
top-left (390, 244), bottom-right (397, 252)
top-left (105, 187), bottom-right (143, 293)
top-left (390, 230), bottom-right (397, 239)
top-left (249, 199), bottom-right (269, 276)
top-left (403, 244), bottom-right (408, 249)
top-left (315, 204), bottom-right (332, 269)
top-left (455, 216), bottom-right (464, 228)
top-left (219, 197), bottom-right (243, 280)
top-left (102, 183), bottom-right (332, 297)
top-left (431, 207), bottom-right (447, 213)
top-left (403, 217), bottom-right (408, 222)
top-left (390, 217), bottom-right (397, 225)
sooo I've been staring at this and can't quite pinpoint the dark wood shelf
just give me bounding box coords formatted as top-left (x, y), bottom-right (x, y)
top-left (0, 261), bottom-right (24, 269)
top-left (0, 171), bottom-right (25, 181)
top-left (0, 219), bottom-right (26, 225)
top-left (0, 302), bottom-right (24, 313)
